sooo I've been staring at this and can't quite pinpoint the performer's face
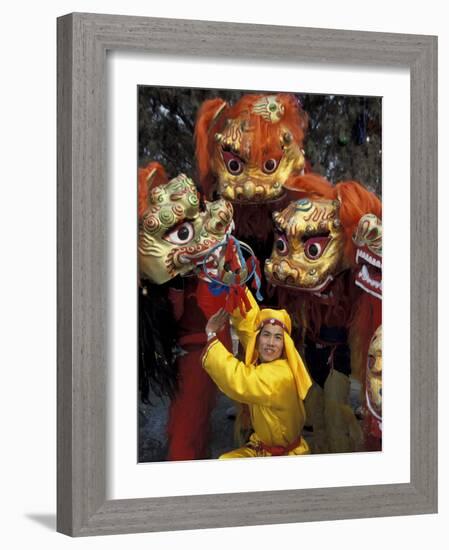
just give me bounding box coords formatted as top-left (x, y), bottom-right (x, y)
top-left (258, 325), bottom-right (284, 362)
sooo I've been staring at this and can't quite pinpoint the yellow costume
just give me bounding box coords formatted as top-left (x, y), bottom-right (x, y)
top-left (202, 290), bottom-right (312, 458)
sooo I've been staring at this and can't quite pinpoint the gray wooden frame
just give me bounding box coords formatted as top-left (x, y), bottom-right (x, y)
top-left (57, 12), bottom-right (438, 537)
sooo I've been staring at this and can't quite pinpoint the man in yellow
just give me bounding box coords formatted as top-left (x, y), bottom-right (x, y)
top-left (202, 289), bottom-right (312, 458)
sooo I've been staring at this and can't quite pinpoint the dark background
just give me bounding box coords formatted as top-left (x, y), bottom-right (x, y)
top-left (138, 86), bottom-right (382, 196)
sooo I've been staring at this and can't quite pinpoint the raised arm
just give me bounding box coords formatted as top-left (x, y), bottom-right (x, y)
top-left (229, 288), bottom-right (260, 352)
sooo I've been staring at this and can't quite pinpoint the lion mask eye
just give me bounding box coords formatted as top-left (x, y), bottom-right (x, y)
top-left (274, 233), bottom-right (289, 256)
top-left (222, 150), bottom-right (245, 175)
top-left (263, 158), bottom-right (279, 174)
top-left (164, 221), bottom-right (195, 245)
top-left (304, 236), bottom-right (331, 260)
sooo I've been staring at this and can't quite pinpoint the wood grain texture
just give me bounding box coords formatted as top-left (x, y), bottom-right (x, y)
top-left (57, 13), bottom-right (74, 536)
top-left (409, 36), bottom-right (438, 507)
top-left (57, 12), bottom-right (438, 537)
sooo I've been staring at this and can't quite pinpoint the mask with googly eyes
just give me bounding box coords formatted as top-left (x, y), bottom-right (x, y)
top-left (264, 197), bottom-right (347, 296)
top-left (139, 173), bottom-right (234, 284)
top-left (195, 93), bottom-right (308, 203)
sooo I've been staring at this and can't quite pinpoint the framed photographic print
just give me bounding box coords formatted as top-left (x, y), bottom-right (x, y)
top-left (57, 13), bottom-right (437, 536)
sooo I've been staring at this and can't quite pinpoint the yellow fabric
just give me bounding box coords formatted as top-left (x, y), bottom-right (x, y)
top-left (219, 432), bottom-right (310, 459)
top-left (202, 289), bottom-right (312, 456)
top-left (234, 289), bottom-right (312, 401)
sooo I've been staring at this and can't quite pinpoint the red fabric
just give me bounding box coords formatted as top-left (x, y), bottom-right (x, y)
top-left (167, 347), bottom-right (218, 461)
top-left (166, 278), bottom-right (231, 460)
top-left (276, 271), bottom-right (358, 340)
top-left (260, 318), bottom-right (288, 333)
top-left (195, 278), bottom-right (227, 318)
top-left (363, 411), bottom-right (382, 451)
top-left (176, 278), bottom-right (208, 338)
top-left (168, 287), bottom-right (185, 321)
top-left (224, 284), bottom-right (252, 317)
top-left (179, 332), bottom-right (208, 347)
top-left (224, 237), bottom-right (240, 274)
top-left (252, 435), bottom-right (304, 456)
top-left (231, 197), bottom-right (290, 244)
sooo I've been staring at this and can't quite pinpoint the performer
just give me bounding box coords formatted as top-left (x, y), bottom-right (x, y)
top-left (202, 289), bottom-right (312, 458)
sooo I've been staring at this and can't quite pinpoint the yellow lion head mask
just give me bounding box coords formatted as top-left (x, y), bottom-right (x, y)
top-left (138, 164), bottom-right (233, 284)
top-left (195, 94), bottom-right (308, 203)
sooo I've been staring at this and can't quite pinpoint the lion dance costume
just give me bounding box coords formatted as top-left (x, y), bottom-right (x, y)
top-left (352, 214), bottom-right (382, 450)
top-left (195, 93), bottom-right (308, 276)
top-left (138, 162), bottom-right (235, 460)
top-left (264, 173), bottom-right (382, 453)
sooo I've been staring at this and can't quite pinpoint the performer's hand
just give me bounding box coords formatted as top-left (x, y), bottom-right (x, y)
top-left (206, 308), bottom-right (230, 334)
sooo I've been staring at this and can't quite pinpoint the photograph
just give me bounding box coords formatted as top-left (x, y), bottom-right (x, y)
top-left (52, 9), bottom-right (437, 538)
top-left (137, 86), bottom-right (383, 463)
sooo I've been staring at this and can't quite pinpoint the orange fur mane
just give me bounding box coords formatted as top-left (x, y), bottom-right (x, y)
top-left (284, 173), bottom-right (382, 382)
top-left (195, 94), bottom-right (308, 198)
top-left (138, 162), bottom-right (168, 219)
top-left (285, 173), bottom-right (382, 264)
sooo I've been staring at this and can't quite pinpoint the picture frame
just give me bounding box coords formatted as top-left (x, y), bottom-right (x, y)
top-left (57, 12), bottom-right (437, 536)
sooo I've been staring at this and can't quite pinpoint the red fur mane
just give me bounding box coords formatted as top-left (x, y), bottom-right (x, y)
top-left (285, 174), bottom-right (382, 264)
top-left (138, 162), bottom-right (168, 219)
top-left (284, 173), bottom-right (382, 382)
top-left (195, 94), bottom-right (308, 199)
